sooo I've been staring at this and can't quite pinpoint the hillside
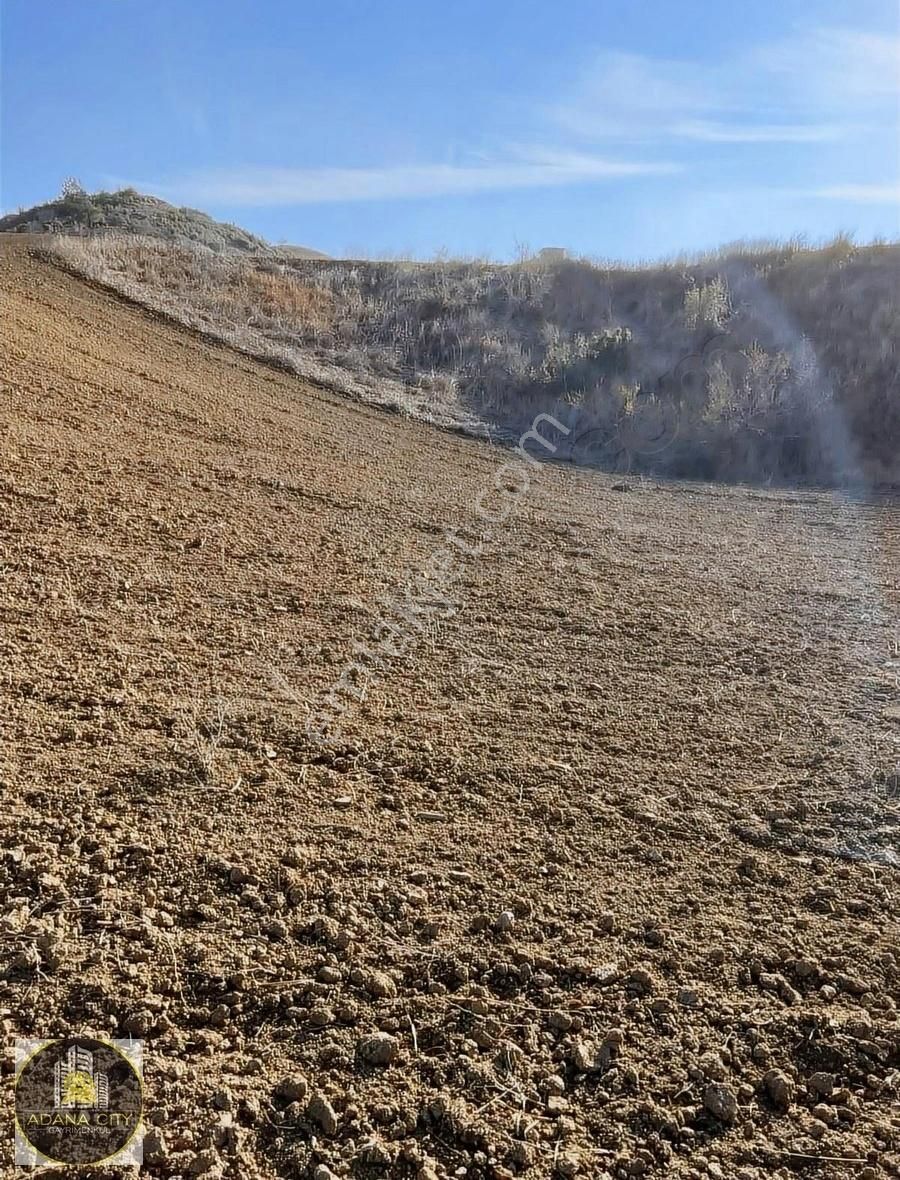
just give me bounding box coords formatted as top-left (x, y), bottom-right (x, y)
top-left (1, 235), bottom-right (898, 1178)
top-left (0, 185), bottom-right (327, 257)
top-left (41, 220), bottom-right (900, 486)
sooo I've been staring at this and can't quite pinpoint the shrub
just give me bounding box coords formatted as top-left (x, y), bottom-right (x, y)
top-left (38, 232), bottom-right (900, 486)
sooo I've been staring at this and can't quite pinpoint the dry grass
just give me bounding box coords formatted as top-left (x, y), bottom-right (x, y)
top-left (40, 231), bottom-right (900, 486)
top-left (42, 234), bottom-right (483, 430)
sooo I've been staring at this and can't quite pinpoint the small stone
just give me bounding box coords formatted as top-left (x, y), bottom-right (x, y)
top-left (793, 959), bottom-right (818, 980)
top-left (549, 1010), bottom-right (574, 1032)
top-left (495, 910), bottom-right (516, 932)
top-left (318, 965), bottom-right (341, 984)
top-left (699, 1051), bottom-right (728, 1081)
top-left (123, 1009), bottom-right (154, 1037)
top-left (836, 973), bottom-right (869, 996)
top-left (627, 968), bottom-right (655, 994)
top-left (572, 1041), bottom-right (599, 1072)
top-left (763, 1069), bottom-right (795, 1110)
top-left (189, 1150), bottom-right (220, 1175)
top-left (307, 1093), bottom-right (339, 1136)
top-left (357, 1032), bottom-right (399, 1066)
top-left (778, 980), bottom-right (802, 1005)
top-left (358, 1137), bottom-right (393, 1166)
top-left (363, 970), bottom-right (397, 998)
top-left (143, 1128), bottom-right (168, 1161)
top-left (808, 1071), bottom-right (835, 1099)
top-left (704, 1083), bottom-right (738, 1123)
top-left (556, 1153), bottom-right (581, 1176)
top-left (274, 1074), bottom-right (308, 1102)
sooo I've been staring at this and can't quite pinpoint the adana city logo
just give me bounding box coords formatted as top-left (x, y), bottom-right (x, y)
top-left (14, 1037), bottom-right (143, 1167)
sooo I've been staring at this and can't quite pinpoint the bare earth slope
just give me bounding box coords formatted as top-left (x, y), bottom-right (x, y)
top-left (0, 237), bottom-right (898, 1178)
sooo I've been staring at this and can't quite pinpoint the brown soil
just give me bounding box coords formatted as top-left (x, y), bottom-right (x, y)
top-left (0, 235), bottom-right (898, 1179)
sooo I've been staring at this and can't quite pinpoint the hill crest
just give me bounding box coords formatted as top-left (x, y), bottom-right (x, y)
top-left (0, 185), bottom-right (327, 257)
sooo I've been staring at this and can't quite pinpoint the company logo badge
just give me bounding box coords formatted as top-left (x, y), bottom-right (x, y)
top-left (14, 1037), bottom-right (143, 1167)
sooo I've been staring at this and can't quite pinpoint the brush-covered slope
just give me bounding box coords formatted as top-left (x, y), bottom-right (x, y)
top-left (41, 226), bottom-right (900, 485)
top-left (0, 185), bottom-right (327, 257)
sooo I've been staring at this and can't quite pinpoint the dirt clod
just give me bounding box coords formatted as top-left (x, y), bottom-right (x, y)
top-left (357, 1032), bottom-right (400, 1066)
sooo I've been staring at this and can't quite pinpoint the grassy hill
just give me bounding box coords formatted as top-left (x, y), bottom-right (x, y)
top-left (31, 190), bottom-right (899, 487)
top-left (0, 184), bottom-right (327, 257)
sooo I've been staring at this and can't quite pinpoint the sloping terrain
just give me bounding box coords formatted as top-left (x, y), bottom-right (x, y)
top-left (0, 236), bottom-right (898, 1179)
top-left (41, 225), bottom-right (900, 487)
top-left (0, 188), bottom-right (327, 258)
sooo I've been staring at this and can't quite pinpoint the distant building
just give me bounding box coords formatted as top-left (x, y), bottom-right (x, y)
top-left (538, 247), bottom-right (568, 262)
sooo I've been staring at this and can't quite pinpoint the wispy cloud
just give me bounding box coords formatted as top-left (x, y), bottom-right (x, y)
top-left (753, 27), bottom-right (900, 106)
top-left (132, 23), bottom-right (896, 213)
top-left (549, 51), bottom-right (715, 141)
top-left (675, 120), bottom-right (842, 144)
top-left (138, 151), bottom-right (678, 206)
top-left (550, 26), bottom-right (899, 147)
top-left (812, 183), bottom-right (900, 204)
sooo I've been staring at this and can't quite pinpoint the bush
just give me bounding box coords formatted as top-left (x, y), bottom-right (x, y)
top-left (39, 233), bottom-right (900, 486)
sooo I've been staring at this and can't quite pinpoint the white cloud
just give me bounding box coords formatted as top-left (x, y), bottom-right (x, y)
top-left (138, 152), bottom-right (678, 206)
top-left (755, 27), bottom-right (900, 107)
top-left (812, 183), bottom-right (900, 204)
top-left (130, 23), bottom-right (897, 212)
top-left (675, 120), bottom-right (842, 144)
top-left (551, 26), bottom-right (899, 146)
top-left (549, 51), bottom-right (713, 140)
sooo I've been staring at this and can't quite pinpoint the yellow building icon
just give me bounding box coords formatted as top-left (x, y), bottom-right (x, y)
top-left (62, 1071), bottom-right (97, 1106)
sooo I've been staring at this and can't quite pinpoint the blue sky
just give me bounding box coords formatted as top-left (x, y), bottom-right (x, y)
top-left (2, 0), bottom-right (898, 259)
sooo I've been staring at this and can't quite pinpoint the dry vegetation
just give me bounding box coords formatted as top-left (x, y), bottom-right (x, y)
top-left (0, 186), bottom-right (276, 253)
top-left (38, 222), bottom-right (899, 487)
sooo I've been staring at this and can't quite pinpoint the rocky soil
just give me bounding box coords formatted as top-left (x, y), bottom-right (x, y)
top-left (0, 236), bottom-right (898, 1177)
